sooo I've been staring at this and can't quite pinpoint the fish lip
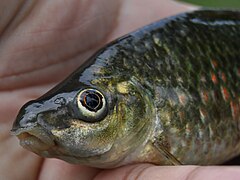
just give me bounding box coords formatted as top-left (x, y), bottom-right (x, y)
top-left (11, 123), bottom-right (56, 151)
top-left (10, 122), bottom-right (38, 136)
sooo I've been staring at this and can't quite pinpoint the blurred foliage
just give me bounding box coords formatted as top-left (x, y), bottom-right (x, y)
top-left (179, 0), bottom-right (240, 8)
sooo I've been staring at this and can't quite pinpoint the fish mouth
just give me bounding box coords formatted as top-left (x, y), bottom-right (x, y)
top-left (11, 124), bottom-right (56, 154)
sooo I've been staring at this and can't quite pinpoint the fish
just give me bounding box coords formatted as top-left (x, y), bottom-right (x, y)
top-left (11, 9), bottom-right (240, 168)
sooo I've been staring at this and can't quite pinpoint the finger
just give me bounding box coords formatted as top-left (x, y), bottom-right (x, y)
top-left (38, 159), bottom-right (100, 180)
top-left (0, 0), bottom-right (121, 90)
top-left (95, 164), bottom-right (240, 180)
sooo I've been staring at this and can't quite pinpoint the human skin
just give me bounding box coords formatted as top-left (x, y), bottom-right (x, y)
top-left (0, 0), bottom-right (239, 179)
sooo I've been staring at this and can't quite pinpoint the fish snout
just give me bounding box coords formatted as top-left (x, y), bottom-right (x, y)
top-left (11, 101), bottom-right (56, 154)
top-left (12, 126), bottom-right (56, 157)
top-left (11, 101), bottom-right (41, 133)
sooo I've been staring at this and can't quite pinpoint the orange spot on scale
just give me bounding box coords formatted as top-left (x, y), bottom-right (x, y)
top-left (178, 94), bottom-right (187, 105)
top-left (230, 101), bottom-right (240, 121)
top-left (221, 86), bottom-right (230, 101)
top-left (200, 90), bottom-right (209, 104)
top-left (211, 72), bottom-right (218, 84)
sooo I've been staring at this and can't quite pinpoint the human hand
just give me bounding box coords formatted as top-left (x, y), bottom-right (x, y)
top-left (1, 0), bottom-right (239, 179)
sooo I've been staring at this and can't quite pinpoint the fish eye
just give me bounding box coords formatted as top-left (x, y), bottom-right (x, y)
top-left (77, 89), bottom-right (107, 122)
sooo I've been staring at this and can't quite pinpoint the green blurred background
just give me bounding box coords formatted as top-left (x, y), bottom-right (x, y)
top-left (179, 0), bottom-right (240, 8)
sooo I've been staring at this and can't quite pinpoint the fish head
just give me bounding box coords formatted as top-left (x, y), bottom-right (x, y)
top-left (11, 68), bottom-right (154, 168)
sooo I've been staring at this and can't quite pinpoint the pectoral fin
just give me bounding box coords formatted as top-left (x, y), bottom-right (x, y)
top-left (153, 138), bottom-right (183, 165)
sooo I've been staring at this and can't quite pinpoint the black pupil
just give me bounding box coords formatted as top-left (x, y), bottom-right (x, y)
top-left (80, 91), bottom-right (103, 112)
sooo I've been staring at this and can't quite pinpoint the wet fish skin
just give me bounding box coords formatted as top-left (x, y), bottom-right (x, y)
top-left (11, 10), bottom-right (240, 168)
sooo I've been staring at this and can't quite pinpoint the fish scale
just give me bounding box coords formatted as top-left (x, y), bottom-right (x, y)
top-left (11, 10), bottom-right (240, 167)
top-left (91, 10), bottom-right (240, 165)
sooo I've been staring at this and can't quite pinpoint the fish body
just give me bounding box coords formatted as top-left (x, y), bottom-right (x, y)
top-left (12, 10), bottom-right (240, 168)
